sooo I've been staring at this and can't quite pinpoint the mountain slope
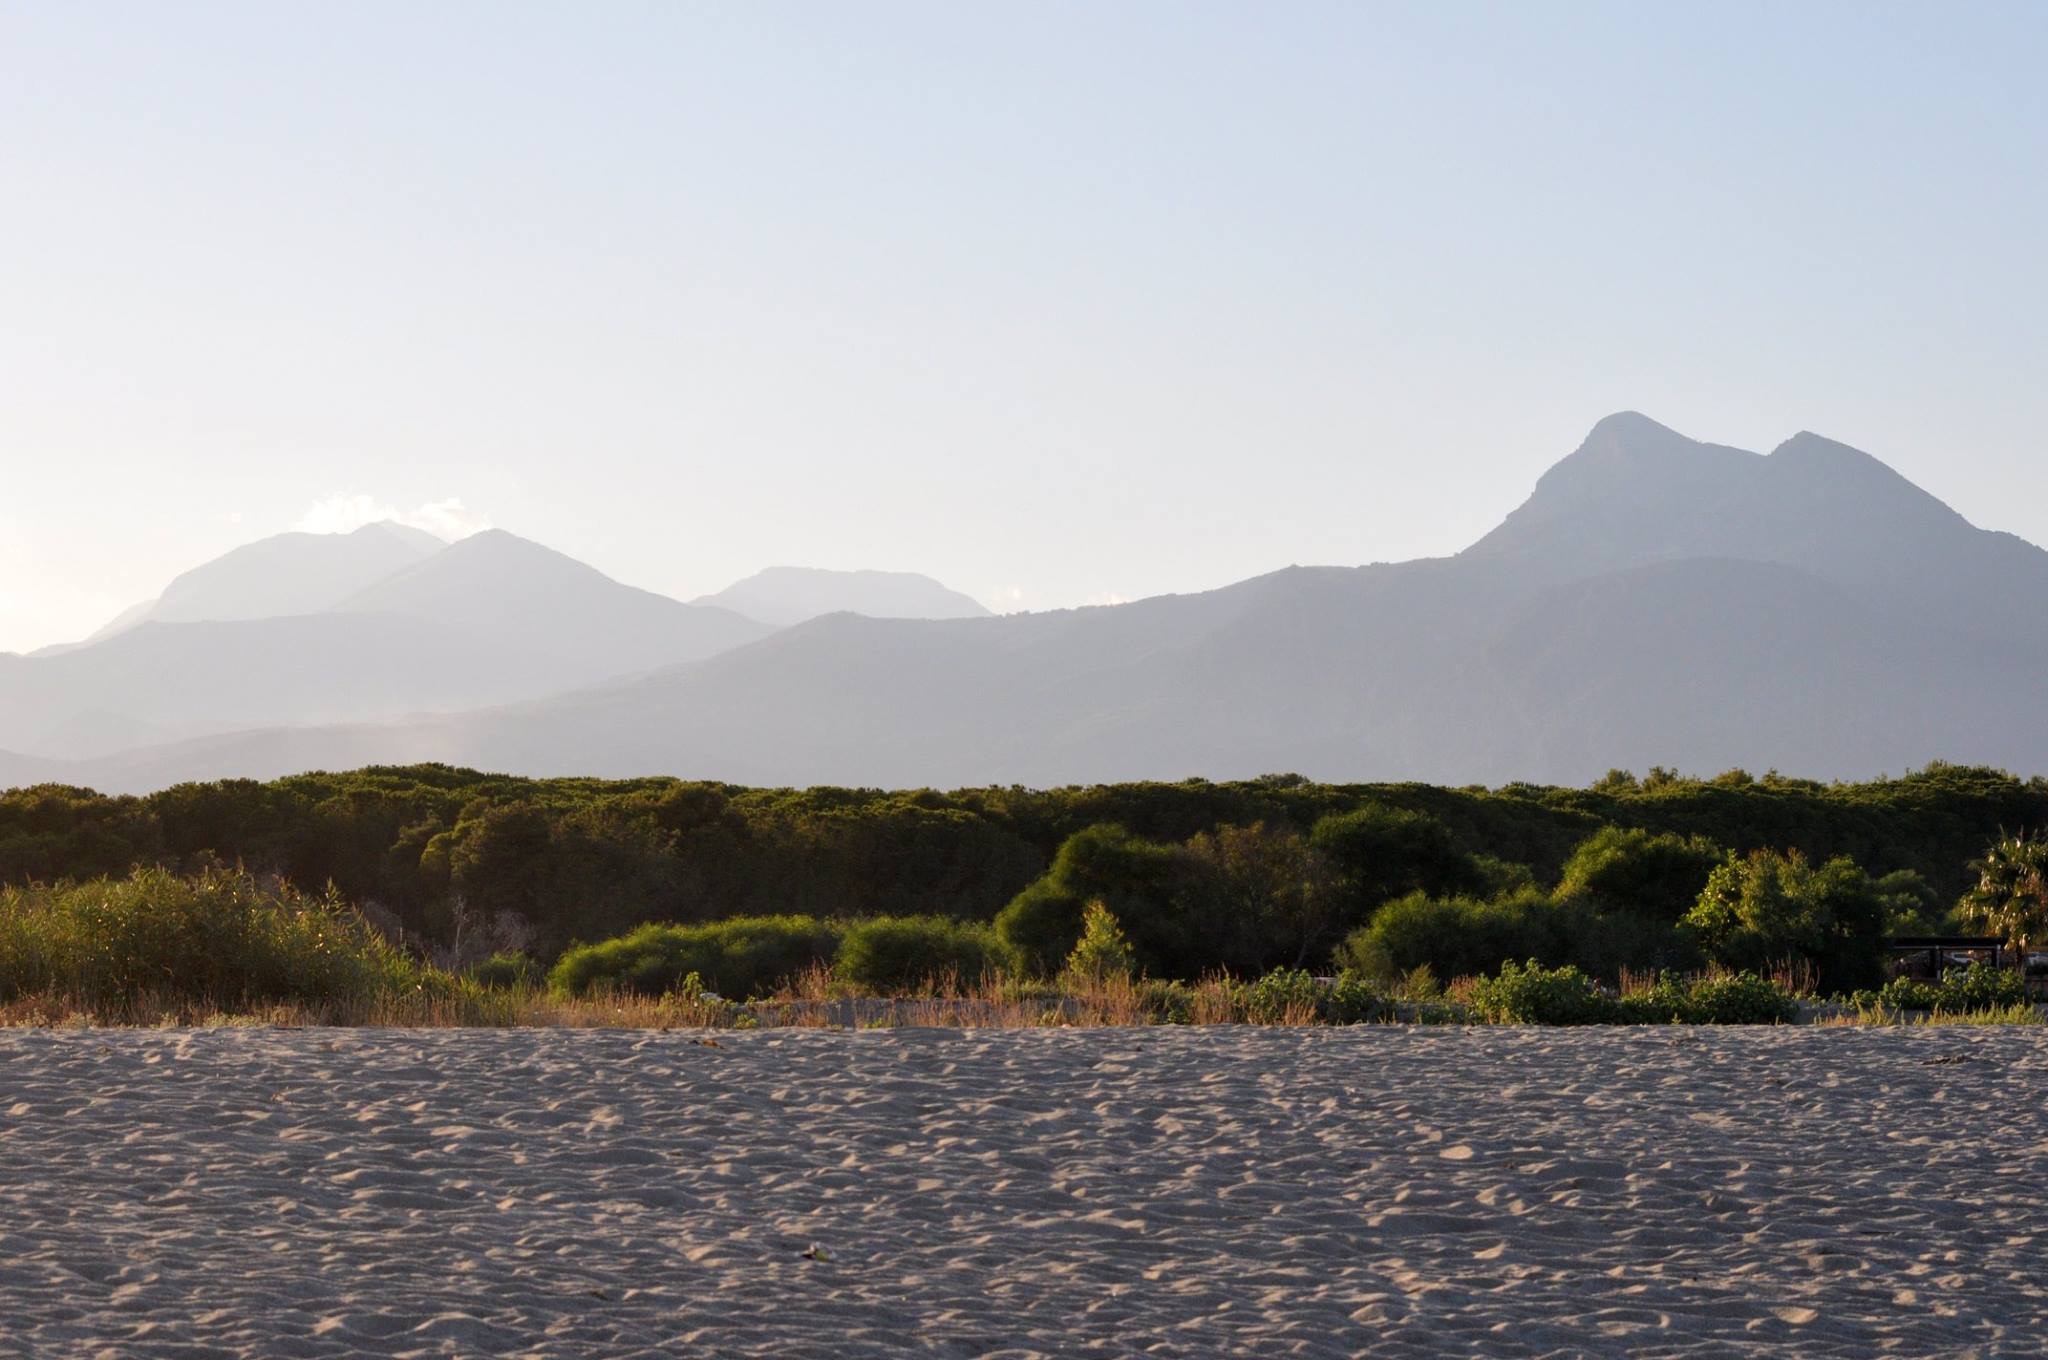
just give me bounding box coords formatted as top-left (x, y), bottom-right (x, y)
top-left (1461, 411), bottom-right (2048, 636)
top-left (10, 413), bottom-right (2046, 793)
top-left (693, 567), bottom-right (993, 626)
top-left (0, 527), bottom-right (774, 762)
top-left (337, 529), bottom-right (772, 674)
top-left (0, 614), bottom-right (546, 759)
top-left (97, 522), bottom-right (446, 639)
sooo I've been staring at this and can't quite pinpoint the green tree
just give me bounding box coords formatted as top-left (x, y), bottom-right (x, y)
top-left (1062, 900), bottom-right (1137, 983)
top-left (1180, 821), bottom-right (1334, 969)
top-left (1873, 868), bottom-right (1946, 935)
top-left (993, 825), bottom-right (1188, 976)
top-left (1682, 849), bottom-right (1886, 991)
top-left (1309, 804), bottom-right (1483, 922)
top-left (1334, 887), bottom-right (1568, 982)
top-left (1553, 826), bottom-right (1724, 922)
top-left (1959, 834), bottom-right (2048, 952)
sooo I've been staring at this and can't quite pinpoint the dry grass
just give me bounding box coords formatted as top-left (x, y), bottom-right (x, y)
top-left (1819, 1000), bottom-right (2048, 1028)
top-left (8, 963), bottom-right (2034, 1032)
top-left (0, 969), bottom-right (1274, 1031)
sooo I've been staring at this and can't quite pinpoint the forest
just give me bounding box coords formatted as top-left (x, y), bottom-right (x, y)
top-left (1, 761), bottom-right (2041, 1001)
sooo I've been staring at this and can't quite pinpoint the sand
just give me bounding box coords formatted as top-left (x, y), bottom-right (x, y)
top-left (1, 1025), bottom-right (2044, 1358)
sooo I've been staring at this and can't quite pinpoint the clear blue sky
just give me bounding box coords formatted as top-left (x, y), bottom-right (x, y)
top-left (4, 1), bottom-right (2045, 651)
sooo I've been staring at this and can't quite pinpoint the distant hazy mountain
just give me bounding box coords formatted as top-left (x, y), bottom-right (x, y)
top-left (1462, 411), bottom-right (2048, 638)
top-left (68, 522), bottom-right (447, 648)
top-left (0, 614), bottom-right (540, 759)
top-left (337, 530), bottom-right (771, 675)
top-left (0, 526), bottom-right (772, 761)
top-left (692, 567), bottom-right (993, 626)
top-left (8, 413), bottom-right (2047, 793)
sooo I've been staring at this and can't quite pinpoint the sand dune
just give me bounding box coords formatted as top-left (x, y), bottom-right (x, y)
top-left (1, 1026), bottom-right (2044, 1357)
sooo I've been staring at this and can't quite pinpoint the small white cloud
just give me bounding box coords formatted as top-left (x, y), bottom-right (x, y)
top-left (294, 495), bottom-right (491, 541)
top-left (1085, 591), bottom-right (1131, 607)
top-left (986, 584), bottom-right (1032, 615)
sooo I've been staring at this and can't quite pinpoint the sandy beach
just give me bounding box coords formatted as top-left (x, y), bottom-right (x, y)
top-left (1, 1026), bottom-right (2044, 1358)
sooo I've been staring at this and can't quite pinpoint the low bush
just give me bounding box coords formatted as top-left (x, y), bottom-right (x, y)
top-left (468, 951), bottom-right (540, 990)
top-left (1938, 962), bottom-right (2029, 1011)
top-left (1471, 962), bottom-right (1798, 1025)
top-left (1238, 968), bottom-right (1386, 1024)
top-left (1320, 975), bottom-right (1385, 1024)
top-left (1241, 967), bottom-right (1323, 1023)
top-left (548, 915), bottom-right (842, 999)
top-left (0, 866), bottom-right (423, 1014)
top-left (1137, 978), bottom-right (1195, 1025)
top-left (1468, 960), bottom-right (1615, 1025)
top-left (1852, 963), bottom-right (2028, 1015)
top-left (1684, 972), bottom-right (1800, 1024)
top-left (1858, 975), bottom-right (1941, 1012)
top-left (1335, 888), bottom-right (1568, 982)
top-left (835, 915), bottom-right (1004, 993)
top-left (1615, 971), bottom-right (1797, 1024)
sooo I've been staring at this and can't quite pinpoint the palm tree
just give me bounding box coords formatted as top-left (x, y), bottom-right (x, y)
top-left (1960, 833), bottom-right (2048, 953)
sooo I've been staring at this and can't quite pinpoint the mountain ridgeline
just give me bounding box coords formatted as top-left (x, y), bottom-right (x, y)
top-left (4, 412), bottom-right (2044, 792)
top-left (0, 534), bottom-right (988, 766)
top-left (693, 566), bottom-right (992, 626)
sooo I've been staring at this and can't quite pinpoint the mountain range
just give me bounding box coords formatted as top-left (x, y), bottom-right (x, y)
top-left (5, 411), bottom-right (2043, 792)
top-left (0, 532), bottom-right (980, 763)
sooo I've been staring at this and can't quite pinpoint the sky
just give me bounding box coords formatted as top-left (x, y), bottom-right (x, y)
top-left (3, 1), bottom-right (2046, 653)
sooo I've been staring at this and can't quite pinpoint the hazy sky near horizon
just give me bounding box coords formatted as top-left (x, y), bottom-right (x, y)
top-left (4, 1), bottom-right (2046, 652)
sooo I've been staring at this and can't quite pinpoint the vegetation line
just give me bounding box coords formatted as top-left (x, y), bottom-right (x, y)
top-left (4, 763), bottom-right (2046, 1026)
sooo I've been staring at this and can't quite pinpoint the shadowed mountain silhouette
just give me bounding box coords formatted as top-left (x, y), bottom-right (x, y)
top-left (693, 566), bottom-right (992, 626)
top-left (1462, 411), bottom-right (2047, 636)
top-left (5, 413), bottom-right (2044, 792)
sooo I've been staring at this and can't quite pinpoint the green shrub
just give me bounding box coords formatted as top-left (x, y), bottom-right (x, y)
top-left (1676, 972), bottom-right (1798, 1024)
top-left (834, 915), bottom-right (1003, 993)
top-left (1234, 968), bottom-right (1385, 1024)
top-left (0, 866), bottom-right (421, 1013)
top-left (1320, 975), bottom-right (1385, 1024)
top-left (1137, 978), bottom-right (1195, 1024)
top-left (1856, 975), bottom-right (1940, 1013)
top-left (1062, 900), bottom-right (1138, 983)
top-left (995, 826), bottom-right (1189, 977)
top-left (1683, 849), bottom-right (1886, 992)
top-left (1610, 971), bottom-right (1696, 1024)
top-left (1938, 962), bottom-right (2028, 1011)
top-left (1480, 966), bottom-right (1798, 1025)
top-left (1242, 967), bottom-right (1323, 1023)
top-left (1468, 960), bottom-right (1616, 1025)
top-left (1554, 827), bottom-right (1724, 921)
top-left (467, 951), bottom-right (540, 990)
top-left (1853, 963), bottom-right (2027, 1014)
top-left (548, 915), bottom-right (842, 999)
top-left (1309, 804), bottom-right (1486, 916)
top-left (1552, 900), bottom-right (1695, 979)
top-left (1335, 888), bottom-right (1568, 982)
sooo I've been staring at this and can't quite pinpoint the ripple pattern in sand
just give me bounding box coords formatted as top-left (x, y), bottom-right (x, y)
top-left (1, 1025), bottom-right (2045, 1358)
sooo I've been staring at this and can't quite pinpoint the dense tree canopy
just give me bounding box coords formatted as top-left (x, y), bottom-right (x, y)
top-left (0, 762), bottom-right (2038, 985)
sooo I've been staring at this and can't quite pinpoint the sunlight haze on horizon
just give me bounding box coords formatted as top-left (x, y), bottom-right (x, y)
top-left (4, 0), bottom-right (2045, 653)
